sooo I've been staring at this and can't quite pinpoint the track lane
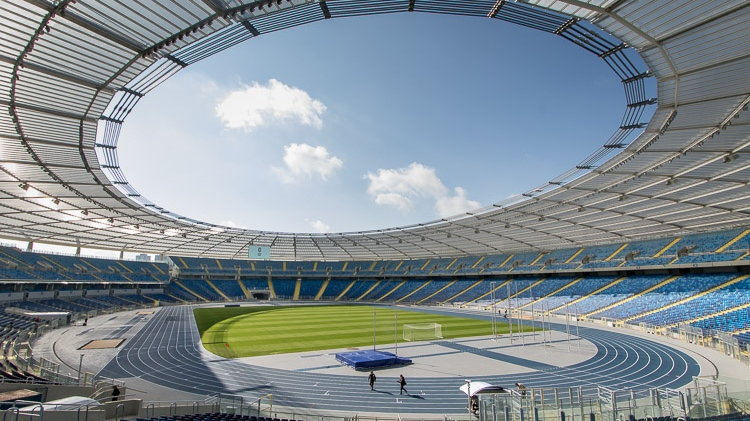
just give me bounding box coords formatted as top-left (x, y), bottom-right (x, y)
top-left (98, 305), bottom-right (700, 413)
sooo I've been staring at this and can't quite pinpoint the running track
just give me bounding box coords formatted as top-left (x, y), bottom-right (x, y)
top-left (98, 305), bottom-right (700, 413)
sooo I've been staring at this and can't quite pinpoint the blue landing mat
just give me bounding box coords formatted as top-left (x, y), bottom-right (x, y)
top-left (335, 350), bottom-right (412, 369)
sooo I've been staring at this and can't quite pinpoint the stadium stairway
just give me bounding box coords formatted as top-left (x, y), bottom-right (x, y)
top-left (471, 256), bottom-right (485, 269)
top-left (39, 255), bottom-right (68, 272)
top-left (566, 248), bottom-right (585, 264)
top-left (173, 280), bottom-right (208, 302)
top-left (623, 274), bottom-right (750, 323)
top-left (675, 300), bottom-right (750, 329)
top-left (151, 262), bottom-right (166, 275)
top-left (486, 278), bottom-right (545, 309)
top-left (418, 280), bottom-right (457, 304)
top-left (292, 279), bottom-right (301, 300)
top-left (552, 277), bottom-right (627, 313)
top-left (334, 280), bottom-right (356, 301)
top-left (494, 255), bottom-right (514, 271)
top-left (716, 228), bottom-right (750, 253)
top-left (440, 279), bottom-right (482, 304)
top-left (585, 276), bottom-right (679, 317)
top-left (355, 280), bottom-right (381, 301)
top-left (396, 280), bottom-right (430, 303)
top-left (376, 280), bottom-right (406, 301)
top-left (206, 279), bottom-right (231, 301)
top-left (654, 238), bottom-right (681, 257)
top-left (175, 256), bottom-right (189, 269)
top-left (529, 252), bottom-right (546, 266)
top-left (518, 277), bottom-right (583, 309)
top-left (314, 279), bottom-right (329, 300)
top-left (266, 279), bottom-right (277, 299)
top-left (115, 261), bottom-right (134, 273)
top-left (463, 280), bottom-right (510, 305)
top-left (237, 279), bottom-right (251, 299)
top-left (605, 244), bottom-right (628, 261)
top-left (167, 293), bottom-right (189, 303)
top-left (119, 273), bottom-right (138, 283)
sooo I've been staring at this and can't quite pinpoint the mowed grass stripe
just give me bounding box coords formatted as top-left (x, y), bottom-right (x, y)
top-left (197, 305), bottom-right (538, 357)
top-left (204, 314), bottom-right (491, 340)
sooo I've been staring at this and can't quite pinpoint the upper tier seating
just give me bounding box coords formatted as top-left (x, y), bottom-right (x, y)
top-left (168, 227), bottom-right (750, 280)
top-left (0, 246), bottom-right (169, 283)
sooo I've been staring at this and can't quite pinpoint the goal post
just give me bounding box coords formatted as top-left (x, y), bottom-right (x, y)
top-left (402, 323), bottom-right (444, 341)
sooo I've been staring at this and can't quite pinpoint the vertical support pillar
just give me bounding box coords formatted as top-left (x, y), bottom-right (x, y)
top-left (611, 391), bottom-right (617, 421)
top-left (508, 282), bottom-right (513, 342)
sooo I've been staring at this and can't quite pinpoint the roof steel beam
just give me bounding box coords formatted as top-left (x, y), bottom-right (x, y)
top-left (21, 0), bottom-right (145, 52)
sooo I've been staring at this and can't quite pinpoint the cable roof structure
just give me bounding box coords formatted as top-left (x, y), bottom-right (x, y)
top-left (1, 0), bottom-right (749, 260)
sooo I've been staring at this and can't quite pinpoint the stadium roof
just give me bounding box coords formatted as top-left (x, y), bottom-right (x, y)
top-left (1, 0), bottom-right (749, 260)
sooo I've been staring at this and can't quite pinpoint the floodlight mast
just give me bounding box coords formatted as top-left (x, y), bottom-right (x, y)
top-left (394, 312), bottom-right (398, 357)
top-left (465, 379), bottom-right (472, 420)
top-left (373, 307), bottom-right (377, 351)
top-left (507, 282), bottom-right (513, 342)
top-left (491, 281), bottom-right (497, 340)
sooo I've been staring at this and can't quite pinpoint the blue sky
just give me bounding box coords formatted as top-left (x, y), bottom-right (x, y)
top-left (117, 12), bottom-right (624, 234)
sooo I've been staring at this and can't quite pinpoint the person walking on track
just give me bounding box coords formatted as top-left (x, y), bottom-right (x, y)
top-left (398, 374), bottom-right (407, 395)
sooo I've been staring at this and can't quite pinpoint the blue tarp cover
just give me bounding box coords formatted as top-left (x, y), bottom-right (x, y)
top-left (335, 350), bottom-right (412, 369)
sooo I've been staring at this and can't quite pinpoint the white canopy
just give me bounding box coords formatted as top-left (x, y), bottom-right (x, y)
top-left (459, 381), bottom-right (507, 396)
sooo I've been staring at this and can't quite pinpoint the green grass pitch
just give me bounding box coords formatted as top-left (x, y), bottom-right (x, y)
top-left (194, 305), bottom-right (537, 358)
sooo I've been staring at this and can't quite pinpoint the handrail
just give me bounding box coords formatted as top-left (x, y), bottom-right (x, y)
top-left (75, 404), bottom-right (92, 421)
top-left (4, 400), bottom-right (44, 421)
top-left (2, 407), bottom-right (20, 421)
top-left (114, 403), bottom-right (125, 421)
top-left (145, 403), bottom-right (155, 419)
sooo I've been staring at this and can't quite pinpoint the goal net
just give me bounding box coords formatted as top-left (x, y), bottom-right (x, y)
top-left (402, 323), bottom-right (444, 341)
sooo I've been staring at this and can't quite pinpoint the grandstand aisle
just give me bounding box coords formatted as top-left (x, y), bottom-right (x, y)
top-left (85, 304), bottom-right (702, 413)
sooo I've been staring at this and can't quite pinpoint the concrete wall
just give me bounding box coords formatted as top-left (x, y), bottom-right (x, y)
top-left (57, 291), bottom-right (83, 298)
top-left (112, 289), bottom-right (137, 296)
top-left (0, 292), bottom-right (25, 302)
top-left (85, 290), bottom-right (108, 297)
top-left (27, 291), bottom-right (54, 299)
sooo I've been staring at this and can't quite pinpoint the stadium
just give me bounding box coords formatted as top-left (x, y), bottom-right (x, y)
top-left (1, 0), bottom-right (750, 421)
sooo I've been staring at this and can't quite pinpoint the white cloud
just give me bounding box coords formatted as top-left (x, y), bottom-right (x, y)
top-left (274, 143), bottom-right (343, 183)
top-left (308, 219), bottom-right (331, 233)
top-left (435, 187), bottom-right (481, 218)
top-left (365, 162), bottom-right (480, 217)
top-left (215, 79), bottom-right (326, 131)
top-left (373, 192), bottom-right (413, 211)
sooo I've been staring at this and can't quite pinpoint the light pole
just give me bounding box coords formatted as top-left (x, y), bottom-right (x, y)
top-left (77, 353), bottom-right (84, 385)
top-left (507, 282), bottom-right (513, 342)
top-left (465, 379), bottom-right (472, 420)
top-left (394, 312), bottom-right (398, 357)
top-left (373, 307), bottom-right (377, 351)
top-left (490, 281), bottom-right (497, 340)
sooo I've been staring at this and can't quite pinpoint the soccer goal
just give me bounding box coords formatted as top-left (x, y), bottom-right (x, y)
top-left (402, 323), bottom-right (444, 341)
